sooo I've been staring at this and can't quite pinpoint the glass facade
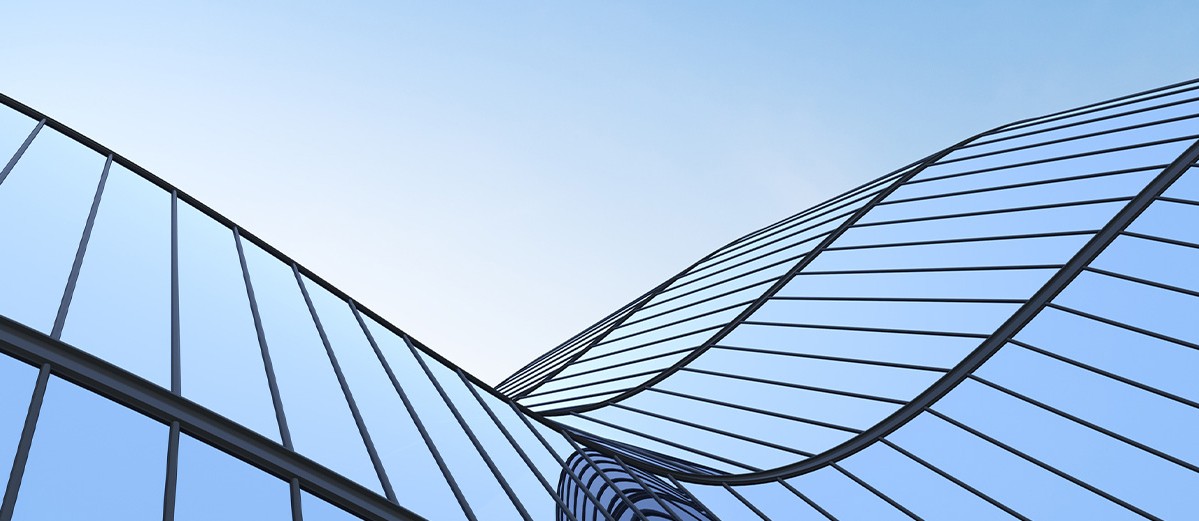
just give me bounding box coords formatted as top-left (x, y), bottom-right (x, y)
top-left (0, 77), bottom-right (1195, 520)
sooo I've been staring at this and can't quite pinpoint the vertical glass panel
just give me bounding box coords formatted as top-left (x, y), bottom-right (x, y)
top-left (174, 434), bottom-right (290, 521)
top-left (423, 358), bottom-right (553, 519)
top-left (936, 379), bottom-right (1199, 519)
top-left (366, 319), bottom-right (518, 519)
top-left (786, 466), bottom-right (911, 521)
top-left (177, 201), bottom-right (279, 440)
top-left (305, 283), bottom-right (462, 519)
top-left (0, 128), bottom-right (103, 331)
top-left (0, 108), bottom-right (36, 163)
top-left (887, 413), bottom-right (1136, 520)
top-left (0, 356), bottom-right (37, 494)
top-left (729, 481), bottom-right (827, 521)
top-left (240, 240), bottom-right (380, 492)
top-left (840, 443), bottom-right (1012, 521)
top-left (13, 377), bottom-right (167, 520)
top-left (682, 484), bottom-right (762, 519)
top-left (61, 164), bottom-right (171, 386)
top-left (301, 490), bottom-right (361, 521)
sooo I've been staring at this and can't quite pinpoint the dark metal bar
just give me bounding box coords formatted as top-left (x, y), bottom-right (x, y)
top-left (969, 374), bottom-right (1199, 473)
top-left (1085, 266), bottom-right (1199, 298)
top-left (567, 412), bottom-right (760, 472)
top-left (710, 345), bottom-right (950, 373)
top-left (526, 389), bottom-right (636, 411)
top-left (171, 190), bottom-right (181, 395)
top-left (722, 483), bottom-right (770, 520)
top-left (609, 403), bottom-right (815, 458)
top-left (821, 229), bottom-right (1099, 252)
top-left (647, 387), bottom-right (862, 434)
top-left (505, 402), bottom-right (618, 521)
top-left (776, 479), bottom-right (837, 521)
top-left (879, 165), bottom-right (1164, 207)
top-left (545, 348), bottom-right (694, 385)
top-left (523, 369), bottom-right (675, 401)
top-left (772, 296), bottom-right (1026, 304)
top-left (607, 453), bottom-right (686, 520)
top-left (831, 464), bottom-right (921, 520)
top-left (928, 409), bottom-right (1159, 520)
top-left (740, 320), bottom-right (989, 340)
top-left (163, 421), bottom-right (181, 521)
top-left (0, 119), bottom-right (42, 187)
top-left (0, 363), bottom-right (50, 521)
top-left (402, 335), bottom-right (534, 521)
top-left (234, 229), bottom-right (293, 449)
top-left (1009, 339), bottom-right (1199, 410)
top-left (1047, 303), bottom-right (1198, 351)
top-left (976, 81), bottom-right (1199, 144)
top-left (559, 433), bottom-right (654, 521)
top-left (938, 112), bottom-right (1199, 166)
top-left (791, 264), bottom-right (1063, 276)
top-left (349, 302), bottom-right (476, 521)
top-left (907, 134), bottom-right (1198, 186)
top-left (640, 277), bottom-right (779, 317)
top-left (622, 279), bottom-right (777, 329)
top-left (0, 317), bottom-right (422, 521)
top-left (1121, 230), bottom-right (1199, 251)
top-left (456, 368), bottom-right (580, 521)
top-left (878, 438), bottom-right (1028, 521)
top-left (679, 367), bottom-right (908, 405)
top-left (853, 197), bottom-right (1134, 229)
top-left (558, 325), bottom-right (724, 369)
top-left (667, 476), bottom-right (723, 521)
top-left (51, 155), bottom-right (112, 340)
top-left (593, 300), bottom-right (754, 348)
top-left (294, 269), bottom-right (396, 502)
top-left (291, 478), bottom-right (304, 521)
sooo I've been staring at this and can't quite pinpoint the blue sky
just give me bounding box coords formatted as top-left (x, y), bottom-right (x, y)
top-left (2, 1), bottom-right (1196, 383)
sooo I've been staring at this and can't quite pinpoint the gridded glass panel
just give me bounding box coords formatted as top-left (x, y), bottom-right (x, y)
top-left (752, 299), bottom-right (1019, 333)
top-left (681, 483), bottom-right (763, 520)
top-left (177, 201), bottom-right (279, 440)
top-left (424, 359), bottom-right (556, 519)
top-left (839, 442), bottom-right (1014, 521)
top-left (886, 413), bottom-right (1138, 520)
top-left (0, 107), bottom-right (36, 164)
top-left (554, 414), bottom-right (737, 473)
top-left (13, 377), bottom-right (167, 520)
top-left (0, 128), bottom-right (103, 332)
top-left (0, 356), bottom-right (37, 495)
top-left (721, 323), bottom-right (979, 369)
top-left (655, 368), bottom-right (901, 431)
top-left (240, 240), bottom-right (381, 492)
top-left (1091, 234), bottom-right (1198, 292)
top-left (174, 433), bottom-right (291, 521)
top-left (1163, 166), bottom-right (1199, 200)
top-left (728, 481), bottom-right (827, 521)
top-left (1125, 199), bottom-right (1199, 245)
top-left (305, 285), bottom-right (462, 518)
top-left (1054, 270), bottom-right (1197, 344)
top-left (61, 164), bottom-right (171, 387)
top-left (936, 379), bottom-right (1199, 519)
top-left (367, 321), bottom-right (515, 519)
top-left (975, 345), bottom-right (1199, 466)
top-left (785, 466), bottom-right (911, 521)
top-left (836, 200), bottom-right (1127, 248)
top-left (807, 233), bottom-right (1091, 271)
top-left (1015, 307), bottom-right (1199, 405)
top-left (771, 268), bottom-right (1056, 300)
top-left (301, 490), bottom-right (361, 521)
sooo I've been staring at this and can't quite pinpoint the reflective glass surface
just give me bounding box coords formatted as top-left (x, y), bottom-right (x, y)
top-left (174, 433), bottom-right (291, 521)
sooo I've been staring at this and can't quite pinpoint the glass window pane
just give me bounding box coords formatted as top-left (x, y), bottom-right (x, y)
top-left (785, 466), bottom-right (911, 521)
top-left (1092, 234), bottom-right (1198, 293)
top-left (683, 484), bottom-right (762, 520)
top-left (1162, 167), bottom-right (1198, 201)
top-left (0, 107), bottom-right (36, 164)
top-left (301, 490), bottom-right (361, 521)
top-left (729, 481), bottom-right (826, 521)
top-left (1054, 270), bottom-right (1197, 345)
top-left (174, 433), bottom-right (291, 521)
top-left (0, 128), bottom-right (104, 332)
top-left (13, 377), bottom-right (167, 520)
top-left (240, 240), bottom-right (381, 492)
top-left (367, 320), bottom-right (514, 519)
top-left (177, 201), bottom-right (279, 440)
top-left (840, 443), bottom-right (1012, 521)
top-left (1126, 199), bottom-right (1199, 245)
top-left (61, 164), bottom-right (171, 387)
top-left (0, 356), bottom-right (37, 494)
top-left (306, 284), bottom-right (463, 519)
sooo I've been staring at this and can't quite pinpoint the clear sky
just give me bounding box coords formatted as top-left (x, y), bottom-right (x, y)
top-left (2, 2), bottom-right (1196, 384)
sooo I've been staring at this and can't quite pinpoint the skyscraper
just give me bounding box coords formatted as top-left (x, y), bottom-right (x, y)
top-left (0, 77), bottom-right (1195, 520)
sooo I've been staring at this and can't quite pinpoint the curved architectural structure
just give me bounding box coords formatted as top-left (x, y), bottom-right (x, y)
top-left (0, 77), bottom-right (1195, 520)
